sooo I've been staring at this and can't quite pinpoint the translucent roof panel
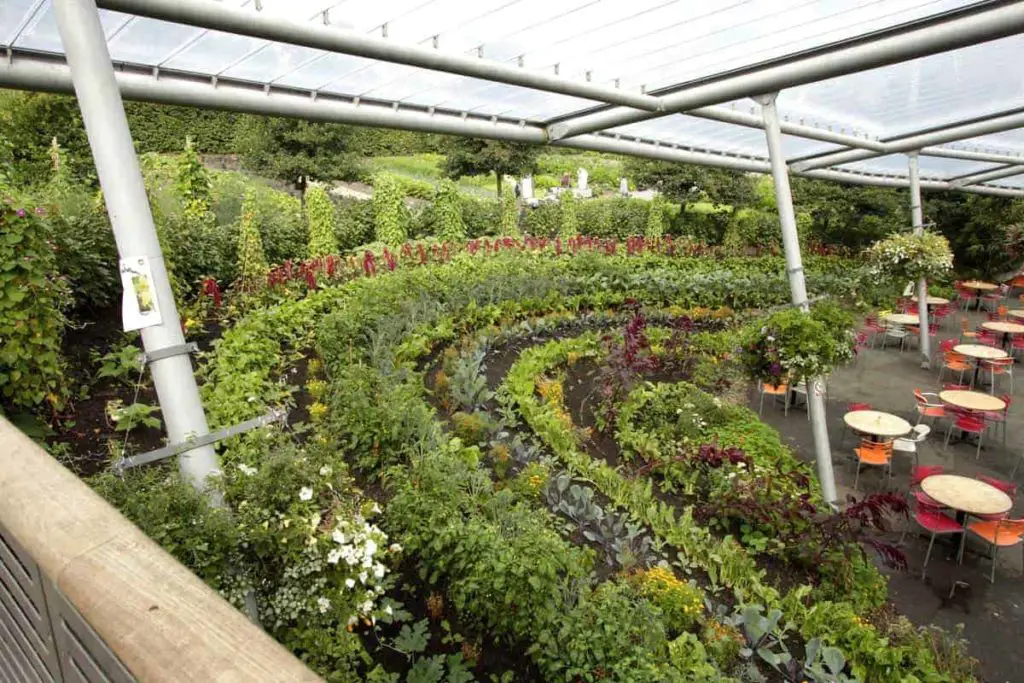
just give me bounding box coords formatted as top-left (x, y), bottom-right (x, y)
top-left (4, 0), bottom-right (1024, 191)
top-left (779, 33), bottom-right (1024, 140)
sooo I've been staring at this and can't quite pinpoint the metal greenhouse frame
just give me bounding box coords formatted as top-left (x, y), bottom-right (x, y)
top-left (6, 0), bottom-right (1024, 503)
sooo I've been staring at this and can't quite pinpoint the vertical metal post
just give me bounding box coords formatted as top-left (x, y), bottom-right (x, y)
top-left (755, 93), bottom-right (838, 505)
top-left (53, 0), bottom-right (220, 490)
top-left (908, 152), bottom-right (932, 367)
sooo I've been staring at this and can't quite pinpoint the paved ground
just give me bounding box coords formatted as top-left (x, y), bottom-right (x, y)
top-left (749, 306), bottom-right (1023, 683)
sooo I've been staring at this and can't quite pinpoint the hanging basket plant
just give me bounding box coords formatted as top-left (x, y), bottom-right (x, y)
top-left (740, 303), bottom-right (856, 384)
top-left (863, 230), bottom-right (953, 282)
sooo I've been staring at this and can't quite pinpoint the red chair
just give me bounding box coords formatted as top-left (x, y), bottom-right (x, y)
top-left (910, 464), bottom-right (946, 507)
top-left (983, 394), bottom-right (1012, 445)
top-left (863, 315), bottom-right (887, 348)
top-left (974, 476), bottom-right (1017, 521)
top-left (905, 495), bottom-right (963, 580)
top-left (942, 383), bottom-right (971, 391)
top-left (983, 284), bottom-right (1010, 312)
top-left (981, 357), bottom-right (1014, 394)
top-left (943, 408), bottom-right (986, 459)
top-left (955, 283), bottom-right (979, 311)
top-left (957, 519), bottom-right (1024, 584)
top-left (976, 330), bottom-right (1001, 348)
top-left (1011, 335), bottom-right (1024, 360)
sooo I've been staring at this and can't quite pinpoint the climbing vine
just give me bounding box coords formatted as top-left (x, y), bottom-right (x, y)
top-left (372, 173), bottom-right (408, 246)
top-left (433, 179), bottom-right (466, 242)
top-left (305, 185), bottom-right (338, 257)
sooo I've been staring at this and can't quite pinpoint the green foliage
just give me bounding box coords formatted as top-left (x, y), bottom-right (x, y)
top-left (500, 191), bottom-right (519, 236)
top-left (305, 185), bottom-right (339, 257)
top-left (210, 171), bottom-right (307, 265)
top-left (0, 93), bottom-right (92, 184)
top-left (625, 157), bottom-right (757, 208)
top-left (522, 200), bottom-right (561, 236)
top-left (123, 102), bottom-right (241, 154)
top-left (442, 138), bottom-right (539, 196)
top-left (236, 189), bottom-right (269, 287)
top-left (372, 173), bottom-right (408, 246)
top-left (432, 179), bottom-right (466, 242)
top-left (0, 199), bottom-right (68, 412)
top-left (335, 198), bottom-right (375, 251)
top-left (36, 142), bottom-right (119, 311)
top-left (646, 195), bottom-right (665, 238)
top-left (235, 115), bottom-right (363, 193)
top-left (107, 399), bottom-right (162, 431)
top-left (94, 343), bottom-right (143, 386)
top-left (791, 178), bottom-right (906, 250)
top-left (558, 190), bottom-right (579, 237)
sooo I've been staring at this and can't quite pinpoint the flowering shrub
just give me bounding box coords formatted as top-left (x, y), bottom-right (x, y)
top-left (740, 303), bottom-right (855, 384)
top-left (627, 566), bottom-right (705, 636)
top-left (864, 230), bottom-right (953, 281)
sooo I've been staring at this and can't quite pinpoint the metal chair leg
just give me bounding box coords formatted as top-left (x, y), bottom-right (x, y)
top-left (853, 462), bottom-right (861, 492)
top-left (990, 545), bottom-right (999, 584)
top-left (922, 533), bottom-right (936, 580)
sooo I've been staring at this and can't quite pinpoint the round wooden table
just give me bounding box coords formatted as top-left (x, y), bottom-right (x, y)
top-left (953, 344), bottom-right (1008, 361)
top-left (982, 321), bottom-right (1024, 350)
top-left (913, 295), bottom-right (950, 306)
top-left (961, 280), bottom-right (998, 292)
top-left (843, 410), bottom-right (912, 440)
top-left (938, 390), bottom-right (1006, 412)
top-left (921, 474), bottom-right (1012, 517)
top-left (884, 313), bottom-right (919, 325)
top-left (1008, 309), bottom-right (1024, 321)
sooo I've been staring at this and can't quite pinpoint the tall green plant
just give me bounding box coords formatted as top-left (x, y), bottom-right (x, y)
top-left (0, 200), bottom-right (69, 413)
top-left (236, 189), bottom-right (268, 290)
top-left (305, 185), bottom-right (338, 257)
top-left (500, 191), bottom-right (520, 236)
top-left (646, 195), bottom-right (665, 238)
top-left (433, 179), bottom-right (465, 242)
top-left (372, 173), bottom-right (407, 246)
top-left (559, 190), bottom-right (578, 238)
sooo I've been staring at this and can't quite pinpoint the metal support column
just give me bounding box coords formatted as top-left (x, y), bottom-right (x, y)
top-left (53, 0), bottom-right (220, 490)
top-left (908, 153), bottom-right (932, 367)
top-left (755, 93), bottom-right (838, 505)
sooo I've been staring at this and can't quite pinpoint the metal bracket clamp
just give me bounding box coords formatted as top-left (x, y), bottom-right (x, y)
top-left (786, 266), bottom-right (804, 275)
top-left (137, 342), bottom-right (198, 365)
top-left (115, 409), bottom-right (288, 472)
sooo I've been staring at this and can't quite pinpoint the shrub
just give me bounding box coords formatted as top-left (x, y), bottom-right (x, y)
top-left (740, 304), bottom-right (855, 383)
top-left (334, 197), bottom-right (374, 251)
top-left (559, 190), bottom-right (578, 237)
top-left (460, 196), bottom-right (501, 238)
top-left (433, 179), bottom-right (466, 242)
top-left (0, 199), bottom-right (69, 412)
top-left (305, 185), bottom-right (338, 257)
top-left (372, 173), bottom-right (408, 246)
top-left (627, 566), bottom-right (705, 635)
top-left (211, 173), bottom-right (306, 266)
top-left (523, 201), bottom-right (561, 236)
top-left (236, 189), bottom-right (268, 289)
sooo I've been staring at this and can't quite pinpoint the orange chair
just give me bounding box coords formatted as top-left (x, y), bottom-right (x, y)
top-left (853, 439), bottom-right (893, 492)
top-left (938, 350), bottom-right (972, 386)
top-left (956, 518), bottom-right (1024, 584)
top-left (997, 305), bottom-right (1009, 320)
top-left (758, 380), bottom-right (790, 417)
top-left (960, 318), bottom-right (978, 342)
top-left (913, 389), bottom-right (946, 426)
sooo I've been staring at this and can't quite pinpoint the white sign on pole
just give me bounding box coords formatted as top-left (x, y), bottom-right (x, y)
top-left (120, 256), bottom-right (163, 331)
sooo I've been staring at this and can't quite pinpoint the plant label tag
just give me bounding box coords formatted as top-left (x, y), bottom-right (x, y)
top-left (120, 256), bottom-right (163, 331)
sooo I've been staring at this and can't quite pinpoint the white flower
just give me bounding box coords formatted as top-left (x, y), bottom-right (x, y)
top-left (371, 502), bottom-right (382, 514)
top-left (361, 600), bottom-right (374, 613)
top-left (332, 529), bottom-right (346, 545)
top-left (373, 563), bottom-right (386, 579)
top-left (364, 539), bottom-right (378, 557)
top-left (347, 615), bottom-right (358, 626)
top-left (345, 578), bottom-right (356, 589)
top-left (359, 571), bottom-right (368, 584)
top-left (317, 597), bottom-right (331, 614)
top-left (384, 605), bottom-right (393, 616)
top-left (237, 463), bottom-right (257, 476)
top-left (388, 543), bottom-right (403, 553)
top-left (319, 465), bottom-right (332, 477)
top-left (327, 549), bottom-right (343, 564)
top-left (247, 396), bottom-right (257, 403)
top-left (299, 487), bottom-right (314, 501)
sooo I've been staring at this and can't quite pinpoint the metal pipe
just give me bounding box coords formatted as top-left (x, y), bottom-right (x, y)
top-left (52, 0), bottom-right (220, 491)
top-left (1, 56), bottom-right (1022, 198)
top-left (95, 0), bottom-right (663, 115)
top-left (951, 164), bottom-right (1024, 188)
top-left (688, 106), bottom-right (887, 152)
top-left (792, 111), bottom-right (1024, 172)
top-left (908, 152), bottom-right (932, 367)
top-left (547, 2), bottom-right (1024, 141)
top-left (922, 145), bottom-right (1024, 166)
top-left (756, 93), bottom-right (837, 506)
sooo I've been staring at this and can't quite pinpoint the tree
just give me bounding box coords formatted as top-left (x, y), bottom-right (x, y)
top-left (624, 158), bottom-right (757, 209)
top-left (442, 138), bottom-right (539, 197)
top-left (235, 115), bottom-right (363, 195)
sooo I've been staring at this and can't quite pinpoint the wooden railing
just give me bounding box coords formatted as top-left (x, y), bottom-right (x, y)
top-left (0, 417), bottom-right (321, 682)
